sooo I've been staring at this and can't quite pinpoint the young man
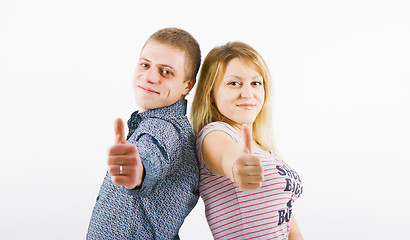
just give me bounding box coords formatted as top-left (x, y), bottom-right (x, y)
top-left (87, 28), bottom-right (201, 240)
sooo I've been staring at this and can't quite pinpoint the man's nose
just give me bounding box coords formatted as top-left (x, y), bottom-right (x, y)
top-left (143, 67), bottom-right (160, 84)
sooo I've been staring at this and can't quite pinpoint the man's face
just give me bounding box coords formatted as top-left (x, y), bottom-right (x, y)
top-left (132, 41), bottom-right (194, 112)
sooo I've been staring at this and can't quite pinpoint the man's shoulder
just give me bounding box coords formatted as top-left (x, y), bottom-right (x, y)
top-left (138, 115), bottom-right (184, 133)
top-left (136, 116), bottom-right (194, 142)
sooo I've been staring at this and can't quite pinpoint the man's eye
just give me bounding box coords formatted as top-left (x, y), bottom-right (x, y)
top-left (161, 69), bottom-right (173, 76)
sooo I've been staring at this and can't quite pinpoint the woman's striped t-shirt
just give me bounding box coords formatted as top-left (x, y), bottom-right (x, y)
top-left (196, 122), bottom-right (303, 240)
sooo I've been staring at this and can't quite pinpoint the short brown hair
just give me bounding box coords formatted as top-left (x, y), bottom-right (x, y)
top-left (143, 28), bottom-right (201, 80)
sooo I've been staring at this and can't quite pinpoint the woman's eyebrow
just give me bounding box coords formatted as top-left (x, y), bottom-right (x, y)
top-left (223, 75), bottom-right (241, 80)
top-left (223, 74), bottom-right (262, 80)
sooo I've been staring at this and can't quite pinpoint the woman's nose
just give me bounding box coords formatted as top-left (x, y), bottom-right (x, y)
top-left (240, 84), bottom-right (253, 98)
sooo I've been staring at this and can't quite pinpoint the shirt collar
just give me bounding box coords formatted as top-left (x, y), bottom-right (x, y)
top-left (137, 98), bottom-right (187, 119)
top-left (126, 99), bottom-right (187, 140)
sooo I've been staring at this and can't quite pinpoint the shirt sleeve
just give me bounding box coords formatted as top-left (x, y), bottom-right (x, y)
top-left (125, 131), bottom-right (180, 197)
top-left (196, 122), bottom-right (241, 175)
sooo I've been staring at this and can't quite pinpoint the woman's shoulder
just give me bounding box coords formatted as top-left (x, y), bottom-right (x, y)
top-left (197, 121), bottom-right (241, 142)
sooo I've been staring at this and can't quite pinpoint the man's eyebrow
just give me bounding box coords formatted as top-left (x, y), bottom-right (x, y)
top-left (158, 64), bottom-right (176, 72)
top-left (139, 58), bottom-right (176, 72)
top-left (139, 57), bottom-right (151, 63)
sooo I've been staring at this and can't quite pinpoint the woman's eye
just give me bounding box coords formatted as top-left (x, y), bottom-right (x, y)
top-left (228, 81), bottom-right (240, 86)
top-left (252, 81), bottom-right (263, 86)
top-left (140, 63), bottom-right (149, 68)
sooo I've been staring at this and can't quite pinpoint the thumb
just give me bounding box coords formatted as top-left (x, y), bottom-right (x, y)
top-left (114, 118), bottom-right (126, 144)
top-left (242, 124), bottom-right (252, 154)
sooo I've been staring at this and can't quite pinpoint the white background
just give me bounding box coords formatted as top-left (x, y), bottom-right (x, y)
top-left (1, 0), bottom-right (409, 239)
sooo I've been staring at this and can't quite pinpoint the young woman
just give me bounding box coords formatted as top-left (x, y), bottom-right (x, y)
top-left (191, 42), bottom-right (303, 240)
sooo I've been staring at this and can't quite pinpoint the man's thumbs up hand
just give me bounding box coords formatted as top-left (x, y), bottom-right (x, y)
top-left (114, 118), bottom-right (126, 144)
top-left (108, 118), bottom-right (144, 189)
top-left (231, 125), bottom-right (264, 191)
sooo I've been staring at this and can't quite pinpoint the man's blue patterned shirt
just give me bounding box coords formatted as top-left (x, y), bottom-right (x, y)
top-left (87, 99), bottom-right (199, 239)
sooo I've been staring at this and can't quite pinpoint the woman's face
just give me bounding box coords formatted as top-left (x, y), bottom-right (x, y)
top-left (213, 58), bottom-right (265, 128)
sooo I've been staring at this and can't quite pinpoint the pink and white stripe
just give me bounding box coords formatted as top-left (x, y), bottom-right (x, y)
top-left (197, 122), bottom-right (302, 240)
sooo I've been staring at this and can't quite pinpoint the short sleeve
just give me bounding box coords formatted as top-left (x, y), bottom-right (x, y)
top-left (196, 122), bottom-right (242, 175)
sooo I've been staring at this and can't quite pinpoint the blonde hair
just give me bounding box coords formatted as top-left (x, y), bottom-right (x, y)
top-left (143, 27), bottom-right (201, 80)
top-left (191, 41), bottom-right (276, 154)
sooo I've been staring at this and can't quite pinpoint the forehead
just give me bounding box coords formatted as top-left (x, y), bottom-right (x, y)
top-left (140, 41), bottom-right (186, 70)
top-left (223, 58), bottom-right (261, 78)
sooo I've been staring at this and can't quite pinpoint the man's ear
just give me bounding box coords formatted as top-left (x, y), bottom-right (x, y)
top-left (182, 78), bottom-right (196, 96)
